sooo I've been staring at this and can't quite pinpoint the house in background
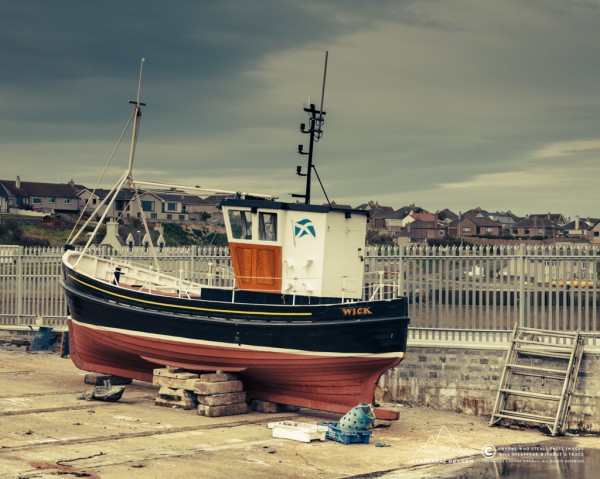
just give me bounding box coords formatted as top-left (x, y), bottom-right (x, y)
top-left (401, 211), bottom-right (436, 226)
top-left (529, 213), bottom-right (568, 227)
top-left (589, 221), bottom-right (600, 244)
top-left (99, 220), bottom-right (165, 249)
top-left (2, 175), bottom-right (596, 246)
top-left (0, 176), bottom-right (83, 214)
top-left (463, 207), bottom-right (490, 218)
top-left (454, 216), bottom-right (502, 238)
top-left (163, 193), bottom-right (229, 222)
top-left (79, 188), bottom-right (140, 220)
top-left (397, 218), bottom-right (445, 243)
top-left (563, 216), bottom-right (591, 239)
top-left (79, 187), bottom-right (224, 223)
top-left (396, 203), bottom-right (428, 218)
top-left (357, 201), bottom-right (402, 234)
top-left (79, 188), bottom-right (173, 221)
top-left (488, 211), bottom-right (520, 235)
top-left (0, 186), bottom-right (9, 213)
top-left (436, 208), bottom-right (459, 225)
top-left (151, 192), bottom-right (192, 222)
top-left (512, 216), bottom-right (562, 239)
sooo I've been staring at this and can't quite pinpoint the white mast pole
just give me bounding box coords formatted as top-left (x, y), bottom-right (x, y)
top-left (127, 57), bottom-right (145, 179)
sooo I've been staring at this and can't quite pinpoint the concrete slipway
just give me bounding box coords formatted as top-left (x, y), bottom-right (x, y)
top-left (0, 348), bottom-right (598, 479)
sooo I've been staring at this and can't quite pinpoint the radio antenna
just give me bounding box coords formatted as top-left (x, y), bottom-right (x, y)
top-left (317, 51), bottom-right (328, 128)
top-left (293, 51), bottom-right (330, 205)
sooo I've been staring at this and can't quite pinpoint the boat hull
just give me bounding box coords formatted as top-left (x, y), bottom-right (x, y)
top-left (61, 260), bottom-right (409, 419)
top-left (68, 319), bottom-right (404, 418)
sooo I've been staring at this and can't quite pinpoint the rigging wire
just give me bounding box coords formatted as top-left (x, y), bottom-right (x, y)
top-left (312, 165), bottom-right (331, 206)
top-left (66, 110), bottom-right (136, 244)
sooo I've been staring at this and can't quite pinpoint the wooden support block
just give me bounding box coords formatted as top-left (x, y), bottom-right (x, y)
top-left (84, 373), bottom-right (132, 386)
top-left (153, 375), bottom-right (199, 390)
top-left (250, 400), bottom-right (300, 413)
top-left (199, 372), bottom-right (238, 383)
top-left (153, 368), bottom-right (199, 380)
top-left (197, 402), bottom-right (248, 417)
top-left (155, 397), bottom-right (196, 410)
top-left (155, 387), bottom-right (196, 410)
top-left (193, 380), bottom-right (243, 396)
top-left (196, 392), bottom-right (246, 407)
top-left (166, 365), bottom-right (188, 374)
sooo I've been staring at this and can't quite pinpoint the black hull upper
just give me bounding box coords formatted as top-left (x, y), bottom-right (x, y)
top-left (61, 264), bottom-right (410, 355)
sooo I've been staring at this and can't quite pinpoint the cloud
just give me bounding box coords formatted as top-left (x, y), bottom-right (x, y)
top-left (2, 1), bottom-right (600, 218)
top-left (531, 140), bottom-right (600, 160)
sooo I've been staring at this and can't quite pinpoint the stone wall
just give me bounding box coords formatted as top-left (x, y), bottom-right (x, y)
top-left (379, 344), bottom-right (599, 433)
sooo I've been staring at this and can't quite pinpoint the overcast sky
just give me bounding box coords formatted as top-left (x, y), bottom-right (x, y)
top-left (2, 1), bottom-right (600, 218)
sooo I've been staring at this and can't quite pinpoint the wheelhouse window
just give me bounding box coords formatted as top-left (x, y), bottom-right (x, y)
top-left (228, 210), bottom-right (252, 240)
top-left (259, 212), bottom-right (277, 241)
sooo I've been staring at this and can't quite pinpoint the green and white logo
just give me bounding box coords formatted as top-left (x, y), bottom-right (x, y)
top-left (294, 219), bottom-right (316, 238)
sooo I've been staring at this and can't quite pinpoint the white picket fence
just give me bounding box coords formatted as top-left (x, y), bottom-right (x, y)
top-left (1, 244), bottom-right (599, 344)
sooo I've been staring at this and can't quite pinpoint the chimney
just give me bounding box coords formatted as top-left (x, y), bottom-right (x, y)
top-left (106, 220), bottom-right (119, 238)
top-left (15, 176), bottom-right (20, 189)
top-left (575, 215), bottom-right (580, 230)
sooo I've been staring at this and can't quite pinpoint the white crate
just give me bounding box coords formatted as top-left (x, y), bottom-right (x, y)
top-left (267, 421), bottom-right (329, 443)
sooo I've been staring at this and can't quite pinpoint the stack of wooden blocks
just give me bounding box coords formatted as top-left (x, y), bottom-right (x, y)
top-left (153, 367), bottom-right (248, 417)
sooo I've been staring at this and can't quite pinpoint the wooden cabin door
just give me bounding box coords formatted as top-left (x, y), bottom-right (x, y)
top-left (229, 243), bottom-right (282, 292)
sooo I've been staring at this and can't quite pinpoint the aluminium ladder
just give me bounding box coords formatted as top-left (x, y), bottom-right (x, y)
top-left (489, 323), bottom-right (585, 436)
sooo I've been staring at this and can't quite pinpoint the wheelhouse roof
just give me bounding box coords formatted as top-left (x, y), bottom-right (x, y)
top-left (220, 198), bottom-right (369, 217)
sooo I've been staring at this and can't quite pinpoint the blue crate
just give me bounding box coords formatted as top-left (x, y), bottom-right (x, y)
top-left (318, 422), bottom-right (372, 445)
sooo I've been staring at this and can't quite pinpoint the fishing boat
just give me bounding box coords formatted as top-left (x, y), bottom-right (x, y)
top-left (60, 58), bottom-right (410, 419)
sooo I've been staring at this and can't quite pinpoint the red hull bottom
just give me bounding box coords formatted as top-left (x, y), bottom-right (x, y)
top-left (68, 320), bottom-right (404, 420)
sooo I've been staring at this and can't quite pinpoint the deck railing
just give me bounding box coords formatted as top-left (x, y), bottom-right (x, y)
top-left (1, 244), bottom-right (598, 344)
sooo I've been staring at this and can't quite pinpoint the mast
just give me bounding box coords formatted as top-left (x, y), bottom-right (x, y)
top-left (294, 51), bottom-right (328, 205)
top-left (127, 57), bottom-right (146, 179)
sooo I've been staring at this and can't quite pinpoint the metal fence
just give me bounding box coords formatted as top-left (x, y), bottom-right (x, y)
top-left (1, 244), bottom-right (599, 344)
top-left (373, 244), bottom-right (600, 345)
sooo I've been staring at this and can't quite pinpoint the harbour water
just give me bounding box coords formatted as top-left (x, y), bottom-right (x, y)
top-left (437, 443), bottom-right (599, 479)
